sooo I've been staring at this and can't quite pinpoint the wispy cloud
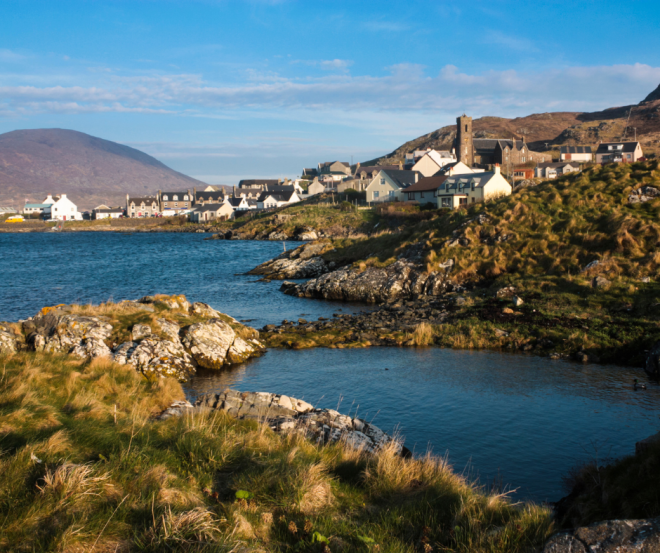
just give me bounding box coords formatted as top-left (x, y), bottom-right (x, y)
top-left (1, 63), bottom-right (659, 119)
top-left (0, 49), bottom-right (26, 62)
top-left (291, 58), bottom-right (353, 72)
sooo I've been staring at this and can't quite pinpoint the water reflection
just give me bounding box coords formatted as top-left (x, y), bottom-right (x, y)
top-left (183, 347), bottom-right (660, 502)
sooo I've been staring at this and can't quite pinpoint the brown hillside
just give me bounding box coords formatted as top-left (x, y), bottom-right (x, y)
top-left (0, 129), bottom-right (206, 210)
top-left (369, 85), bottom-right (660, 165)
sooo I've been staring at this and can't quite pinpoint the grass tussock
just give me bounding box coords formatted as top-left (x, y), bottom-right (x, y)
top-left (0, 351), bottom-right (553, 552)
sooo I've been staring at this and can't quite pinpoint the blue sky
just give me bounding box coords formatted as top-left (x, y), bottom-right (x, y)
top-left (1, 0), bottom-right (660, 184)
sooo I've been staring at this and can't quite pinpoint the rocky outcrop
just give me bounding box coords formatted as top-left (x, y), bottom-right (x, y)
top-left (0, 324), bottom-right (18, 354)
top-left (23, 310), bottom-right (114, 359)
top-left (629, 186), bottom-right (660, 204)
top-left (162, 389), bottom-right (406, 455)
top-left (249, 241), bottom-right (334, 280)
top-left (17, 295), bottom-right (265, 381)
top-left (181, 319), bottom-right (239, 369)
top-left (284, 259), bottom-right (452, 303)
top-left (543, 518), bottom-right (660, 552)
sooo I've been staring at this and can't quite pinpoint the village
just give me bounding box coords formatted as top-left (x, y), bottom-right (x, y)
top-left (3, 114), bottom-right (647, 224)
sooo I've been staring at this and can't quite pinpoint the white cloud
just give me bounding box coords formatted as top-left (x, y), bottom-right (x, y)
top-left (484, 30), bottom-right (537, 52)
top-left (1, 63), bottom-right (659, 120)
top-left (0, 49), bottom-right (26, 62)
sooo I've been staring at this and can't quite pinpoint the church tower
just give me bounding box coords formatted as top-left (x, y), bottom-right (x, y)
top-left (456, 114), bottom-right (474, 167)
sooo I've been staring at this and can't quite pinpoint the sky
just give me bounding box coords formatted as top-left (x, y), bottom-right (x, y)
top-left (1, 0), bottom-right (660, 184)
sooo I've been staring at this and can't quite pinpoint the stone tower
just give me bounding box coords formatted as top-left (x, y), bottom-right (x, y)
top-left (456, 114), bottom-right (474, 167)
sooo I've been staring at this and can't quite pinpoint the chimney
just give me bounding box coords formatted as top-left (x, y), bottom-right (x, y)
top-left (494, 164), bottom-right (501, 175)
top-left (415, 172), bottom-right (419, 183)
top-left (399, 160), bottom-right (403, 170)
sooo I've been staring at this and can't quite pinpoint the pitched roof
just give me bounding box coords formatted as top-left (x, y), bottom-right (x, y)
top-left (258, 190), bottom-right (295, 202)
top-left (227, 197), bottom-right (246, 207)
top-left (471, 138), bottom-right (526, 154)
top-left (423, 150), bottom-right (454, 167)
top-left (560, 146), bottom-right (592, 154)
top-left (265, 185), bottom-right (296, 194)
top-left (128, 197), bottom-right (158, 204)
top-left (236, 187), bottom-right (264, 195)
top-left (196, 203), bottom-right (232, 213)
top-left (355, 164), bottom-right (398, 175)
top-left (95, 208), bottom-right (124, 213)
top-left (196, 191), bottom-right (226, 201)
top-left (160, 191), bottom-right (190, 197)
top-left (595, 142), bottom-right (640, 154)
top-left (404, 176), bottom-right (449, 193)
top-left (441, 171), bottom-right (502, 190)
top-left (24, 203), bottom-right (50, 208)
top-left (378, 169), bottom-right (423, 189)
top-left (238, 179), bottom-right (280, 187)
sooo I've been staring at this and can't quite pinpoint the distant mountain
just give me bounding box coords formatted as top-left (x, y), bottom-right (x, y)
top-left (367, 85), bottom-right (660, 165)
top-left (0, 129), bottom-right (206, 210)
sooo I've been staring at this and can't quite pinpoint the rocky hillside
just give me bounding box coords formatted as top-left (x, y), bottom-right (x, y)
top-left (0, 128), bottom-right (206, 209)
top-left (368, 84), bottom-right (660, 164)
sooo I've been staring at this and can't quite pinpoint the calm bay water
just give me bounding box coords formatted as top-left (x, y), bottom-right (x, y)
top-left (2, 232), bottom-right (658, 502)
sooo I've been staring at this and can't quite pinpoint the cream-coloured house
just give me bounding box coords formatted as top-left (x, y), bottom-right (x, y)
top-left (411, 150), bottom-right (456, 177)
top-left (190, 202), bottom-right (234, 222)
top-left (365, 170), bottom-right (422, 203)
top-left (305, 178), bottom-right (326, 197)
top-left (435, 166), bottom-right (511, 209)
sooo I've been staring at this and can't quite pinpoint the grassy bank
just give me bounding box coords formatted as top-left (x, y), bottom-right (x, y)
top-left (0, 351), bottom-right (553, 552)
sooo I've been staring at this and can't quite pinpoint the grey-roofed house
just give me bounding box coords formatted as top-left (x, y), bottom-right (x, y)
top-left (403, 176), bottom-right (449, 203)
top-left (365, 169), bottom-right (422, 203)
top-left (560, 146), bottom-right (592, 162)
top-left (436, 167), bottom-right (512, 209)
top-left (159, 190), bottom-right (193, 214)
top-left (238, 179), bottom-right (281, 191)
top-left (126, 195), bottom-right (159, 218)
top-left (595, 142), bottom-right (643, 164)
top-left (534, 161), bottom-right (581, 179)
top-left (195, 190), bottom-right (226, 205)
top-left (302, 168), bottom-right (318, 178)
top-left (256, 189), bottom-right (301, 210)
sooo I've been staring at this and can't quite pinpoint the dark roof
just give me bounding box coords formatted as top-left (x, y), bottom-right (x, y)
top-left (404, 176), bottom-right (448, 193)
top-left (160, 191), bottom-right (190, 199)
top-left (265, 185), bottom-right (296, 194)
top-left (128, 197), bottom-right (158, 204)
top-left (560, 146), bottom-right (592, 154)
top-left (319, 161), bottom-right (349, 168)
top-left (355, 165), bottom-right (398, 175)
top-left (236, 187), bottom-right (263, 195)
top-left (595, 142), bottom-right (640, 154)
top-left (195, 191), bottom-right (226, 201)
top-left (302, 168), bottom-right (318, 176)
top-left (196, 203), bottom-right (229, 213)
top-left (471, 139), bottom-right (526, 154)
top-left (258, 191), bottom-right (295, 202)
top-left (380, 169), bottom-right (422, 189)
top-left (227, 197), bottom-right (245, 207)
top-left (238, 179), bottom-right (280, 187)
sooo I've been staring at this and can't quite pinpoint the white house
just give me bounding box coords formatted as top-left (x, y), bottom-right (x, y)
top-left (534, 162), bottom-right (580, 179)
top-left (560, 146), bottom-right (592, 162)
top-left (434, 161), bottom-right (484, 176)
top-left (93, 207), bottom-right (124, 219)
top-left (226, 196), bottom-right (252, 212)
top-left (411, 150), bottom-right (456, 177)
top-left (435, 166), bottom-right (511, 209)
top-left (365, 170), bottom-right (422, 203)
top-left (43, 194), bottom-right (82, 221)
top-left (256, 189), bottom-right (301, 209)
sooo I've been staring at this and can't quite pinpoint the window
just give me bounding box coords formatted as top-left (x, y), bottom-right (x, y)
top-left (459, 198), bottom-right (468, 206)
top-left (373, 191), bottom-right (380, 199)
top-left (522, 157), bottom-right (526, 163)
top-left (471, 198), bottom-right (476, 203)
top-left (380, 178), bottom-right (385, 185)
top-left (174, 203), bottom-right (178, 207)
top-left (441, 197), bottom-right (451, 208)
top-left (389, 191), bottom-right (395, 198)
top-left (173, 195), bottom-right (178, 201)
top-left (465, 124), bottom-right (468, 131)
top-left (420, 192), bottom-right (424, 198)
top-left (184, 195), bottom-right (189, 200)
top-left (163, 195), bottom-right (168, 200)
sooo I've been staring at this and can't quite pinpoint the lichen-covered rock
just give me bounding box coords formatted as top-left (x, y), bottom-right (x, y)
top-left (226, 336), bottom-right (261, 364)
top-left (126, 338), bottom-right (195, 381)
top-left (26, 311), bottom-right (113, 360)
top-left (0, 324), bottom-right (18, 354)
top-left (181, 318), bottom-right (236, 369)
top-left (112, 341), bottom-right (138, 365)
top-left (249, 241), bottom-right (331, 280)
top-left (189, 302), bottom-right (221, 318)
top-left (192, 390), bottom-right (404, 455)
top-left (628, 186), bottom-right (660, 204)
top-left (156, 318), bottom-right (181, 342)
top-left (543, 517), bottom-right (660, 552)
top-left (285, 260), bottom-right (452, 303)
top-left (132, 324), bottom-right (152, 341)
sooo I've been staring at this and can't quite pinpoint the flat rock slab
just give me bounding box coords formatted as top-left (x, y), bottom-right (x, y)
top-left (543, 517), bottom-right (660, 552)
top-left (176, 390), bottom-right (406, 455)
